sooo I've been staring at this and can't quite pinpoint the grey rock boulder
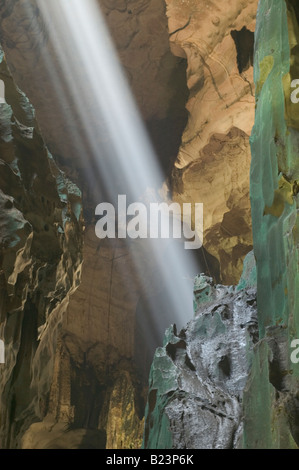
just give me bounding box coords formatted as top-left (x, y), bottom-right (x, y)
top-left (143, 273), bottom-right (258, 449)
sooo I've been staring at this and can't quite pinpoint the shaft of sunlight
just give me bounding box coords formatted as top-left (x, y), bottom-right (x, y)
top-left (36, 0), bottom-right (202, 341)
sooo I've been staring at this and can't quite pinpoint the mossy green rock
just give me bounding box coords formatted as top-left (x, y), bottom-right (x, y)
top-left (243, 0), bottom-right (299, 448)
top-left (143, 279), bottom-right (258, 449)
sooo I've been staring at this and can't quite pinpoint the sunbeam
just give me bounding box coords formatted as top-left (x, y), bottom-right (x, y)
top-left (35, 0), bottom-right (203, 363)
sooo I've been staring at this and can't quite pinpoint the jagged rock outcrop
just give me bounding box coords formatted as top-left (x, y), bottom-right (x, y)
top-left (143, 256), bottom-right (258, 449)
top-left (0, 48), bottom-right (83, 448)
top-left (144, 0), bottom-right (299, 450)
top-left (166, 0), bottom-right (258, 284)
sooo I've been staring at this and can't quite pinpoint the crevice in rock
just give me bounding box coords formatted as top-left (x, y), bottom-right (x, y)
top-left (148, 389), bottom-right (157, 414)
top-left (143, 388), bottom-right (157, 449)
top-left (146, 56), bottom-right (189, 181)
top-left (231, 27), bottom-right (254, 74)
top-left (169, 16), bottom-right (191, 37)
top-left (266, 326), bottom-right (290, 392)
top-left (184, 353), bottom-right (196, 372)
top-left (6, 298), bottom-right (38, 448)
top-left (212, 304), bottom-right (231, 320)
top-left (166, 340), bottom-right (187, 361)
top-left (70, 362), bottom-right (105, 430)
top-left (199, 53), bottom-right (224, 101)
top-left (218, 355), bottom-right (231, 379)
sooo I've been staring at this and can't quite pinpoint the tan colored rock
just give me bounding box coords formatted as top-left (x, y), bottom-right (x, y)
top-left (166, 0), bottom-right (258, 283)
top-left (20, 228), bottom-right (150, 449)
top-left (98, 370), bottom-right (144, 449)
top-left (101, 0), bottom-right (186, 121)
top-left (21, 419), bottom-right (106, 449)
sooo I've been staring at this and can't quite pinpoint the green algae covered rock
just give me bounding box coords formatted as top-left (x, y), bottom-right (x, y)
top-left (143, 277), bottom-right (258, 449)
top-left (237, 251), bottom-right (257, 291)
top-left (243, 0), bottom-right (299, 448)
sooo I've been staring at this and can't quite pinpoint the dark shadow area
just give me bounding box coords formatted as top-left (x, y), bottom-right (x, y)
top-left (70, 362), bottom-right (105, 430)
top-left (231, 27), bottom-right (254, 74)
top-left (288, 0), bottom-right (299, 25)
top-left (146, 56), bottom-right (189, 179)
top-left (5, 298), bottom-right (38, 449)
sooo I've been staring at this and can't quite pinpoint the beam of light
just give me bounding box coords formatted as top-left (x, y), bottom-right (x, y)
top-left (35, 0), bottom-right (202, 358)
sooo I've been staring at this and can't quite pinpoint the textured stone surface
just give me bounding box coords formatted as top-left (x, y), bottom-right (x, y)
top-left (166, 0), bottom-right (258, 283)
top-left (0, 1), bottom-right (192, 449)
top-left (0, 45), bottom-right (145, 450)
top-left (144, 0), bottom-right (299, 450)
top-left (0, 47), bottom-right (83, 448)
top-left (143, 273), bottom-right (258, 449)
top-left (242, 0), bottom-right (299, 449)
top-left (21, 358), bottom-right (144, 449)
top-left (18, 228), bottom-right (153, 449)
top-left (0, 0), bottom-right (257, 284)
top-left (0, 0), bottom-right (277, 450)
top-left (16, 228), bottom-right (199, 449)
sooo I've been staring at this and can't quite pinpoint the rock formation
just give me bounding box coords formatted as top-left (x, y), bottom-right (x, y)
top-left (0, 0), bottom-right (258, 285)
top-left (0, 0), bottom-right (191, 448)
top-left (242, 0), bottom-right (299, 448)
top-left (4, 0), bottom-right (298, 450)
top-left (0, 0), bottom-right (189, 180)
top-left (165, 0), bottom-right (258, 284)
top-left (144, 0), bottom-right (299, 449)
top-left (0, 47), bottom-right (83, 448)
top-left (143, 254), bottom-right (258, 449)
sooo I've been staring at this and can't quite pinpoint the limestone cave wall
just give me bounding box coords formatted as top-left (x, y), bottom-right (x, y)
top-left (143, 0), bottom-right (299, 449)
top-left (0, 47), bottom-right (83, 448)
top-left (0, 0), bottom-right (274, 450)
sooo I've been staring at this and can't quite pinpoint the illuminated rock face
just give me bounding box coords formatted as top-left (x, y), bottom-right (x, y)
top-left (242, 0), bottom-right (299, 449)
top-left (144, 0), bottom-right (299, 449)
top-left (0, 0), bottom-right (189, 449)
top-left (0, 48), bottom-right (83, 448)
top-left (166, 0), bottom-right (258, 284)
top-left (0, 0), bottom-right (258, 284)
